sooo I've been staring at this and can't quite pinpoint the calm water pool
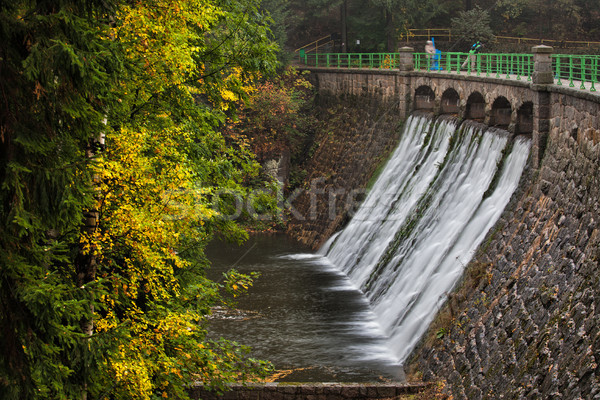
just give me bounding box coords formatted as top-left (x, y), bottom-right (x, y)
top-left (205, 234), bottom-right (404, 382)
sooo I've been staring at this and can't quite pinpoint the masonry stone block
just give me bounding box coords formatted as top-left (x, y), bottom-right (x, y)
top-left (339, 387), bottom-right (360, 398)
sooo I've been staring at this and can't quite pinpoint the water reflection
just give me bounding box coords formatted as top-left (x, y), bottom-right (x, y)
top-left (205, 234), bottom-right (404, 382)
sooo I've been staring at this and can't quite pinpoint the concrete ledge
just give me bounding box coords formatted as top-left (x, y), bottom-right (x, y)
top-left (411, 70), bottom-right (532, 88)
top-left (544, 83), bottom-right (600, 103)
top-left (188, 382), bottom-right (428, 399)
top-left (296, 66), bottom-right (402, 76)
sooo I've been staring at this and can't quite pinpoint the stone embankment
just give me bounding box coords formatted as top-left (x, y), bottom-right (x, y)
top-left (189, 382), bottom-right (428, 400)
top-left (411, 85), bottom-right (600, 398)
top-left (285, 89), bottom-right (403, 250)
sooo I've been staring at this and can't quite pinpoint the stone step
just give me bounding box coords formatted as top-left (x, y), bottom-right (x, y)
top-left (188, 382), bottom-right (428, 400)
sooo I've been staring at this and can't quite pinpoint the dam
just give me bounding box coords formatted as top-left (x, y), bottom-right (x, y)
top-left (320, 114), bottom-right (530, 363)
top-left (206, 113), bottom-right (529, 391)
top-left (288, 45), bottom-right (600, 399)
top-left (203, 45), bottom-right (600, 398)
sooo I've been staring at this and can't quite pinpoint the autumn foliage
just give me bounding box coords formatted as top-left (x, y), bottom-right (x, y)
top-left (0, 0), bottom-right (278, 399)
top-left (227, 68), bottom-right (315, 165)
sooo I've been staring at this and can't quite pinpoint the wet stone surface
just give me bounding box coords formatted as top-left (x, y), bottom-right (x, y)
top-left (415, 92), bottom-right (600, 399)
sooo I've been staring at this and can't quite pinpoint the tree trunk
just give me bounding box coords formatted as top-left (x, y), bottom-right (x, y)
top-left (386, 10), bottom-right (395, 52)
top-left (340, 0), bottom-right (347, 53)
top-left (76, 168), bottom-right (98, 400)
top-left (76, 124), bottom-right (105, 400)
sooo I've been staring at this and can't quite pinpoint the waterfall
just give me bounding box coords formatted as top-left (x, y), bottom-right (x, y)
top-left (321, 113), bottom-right (530, 364)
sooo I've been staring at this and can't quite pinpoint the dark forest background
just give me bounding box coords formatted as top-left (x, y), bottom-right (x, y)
top-left (263, 0), bottom-right (600, 55)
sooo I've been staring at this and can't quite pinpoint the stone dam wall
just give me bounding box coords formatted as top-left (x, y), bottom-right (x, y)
top-left (285, 71), bottom-right (404, 249)
top-left (412, 85), bottom-right (600, 399)
top-left (292, 67), bottom-right (600, 398)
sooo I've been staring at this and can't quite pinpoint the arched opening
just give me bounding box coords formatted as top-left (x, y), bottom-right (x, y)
top-left (465, 92), bottom-right (485, 121)
top-left (490, 96), bottom-right (512, 129)
top-left (440, 88), bottom-right (460, 115)
top-left (516, 102), bottom-right (533, 135)
top-left (414, 86), bottom-right (435, 111)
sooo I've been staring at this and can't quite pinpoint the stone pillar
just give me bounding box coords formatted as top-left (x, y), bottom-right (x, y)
top-left (398, 47), bottom-right (414, 72)
top-left (397, 47), bottom-right (414, 119)
top-left (531, 45), bottom-right (553, 167)
top-left (532, 45), bottom-right (554, 85)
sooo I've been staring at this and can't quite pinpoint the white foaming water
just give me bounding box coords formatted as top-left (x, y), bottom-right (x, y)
top-left (323, 114), bottom-right (530, 364)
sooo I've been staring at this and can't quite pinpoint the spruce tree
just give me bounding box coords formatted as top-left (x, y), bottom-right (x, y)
top-left (0, 0), bottom-right (278, 398)
top-left (1, 1), bottom-right (120, 398)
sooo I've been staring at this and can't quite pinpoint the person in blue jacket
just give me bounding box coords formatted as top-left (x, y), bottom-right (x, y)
top-left (425, 38), bottom-right (443, 70)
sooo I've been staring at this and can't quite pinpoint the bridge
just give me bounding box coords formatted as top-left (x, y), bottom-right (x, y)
top-left (298, 45), bottom-right (600, 167)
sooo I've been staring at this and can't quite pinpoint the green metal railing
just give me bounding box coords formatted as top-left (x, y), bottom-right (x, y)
top-left (553, 54), bottom-right (599, 91)
top-left (299, 51), bottom-right (600, 92)
top-left (300, 52), bottom-right (400, 69)
top-left (414, 52), bottom-right (533, 81)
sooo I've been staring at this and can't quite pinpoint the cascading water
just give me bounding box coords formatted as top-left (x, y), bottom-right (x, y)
top-left (321, 113), bottom-right (530, 364)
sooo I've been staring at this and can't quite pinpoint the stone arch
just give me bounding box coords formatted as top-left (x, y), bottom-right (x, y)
top-left (440, 88), bottom-right (460, 114)
top-left (516, 101), bottom-right (533, 135)
top-left (465, 91), bottom-right (485, 121)
top-left (414, 85), bottom-right (435, 111)
top-left (490, 96), bottom-right (512, 129)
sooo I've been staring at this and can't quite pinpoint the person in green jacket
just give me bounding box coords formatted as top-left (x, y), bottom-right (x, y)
top-left (462, 41), bottom-right (483, 70)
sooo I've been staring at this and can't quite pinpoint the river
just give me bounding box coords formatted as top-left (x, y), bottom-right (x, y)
top-left (205, 234), bottom-right (404, 382)
top-left (205, 113), bottom-right (530, 383)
